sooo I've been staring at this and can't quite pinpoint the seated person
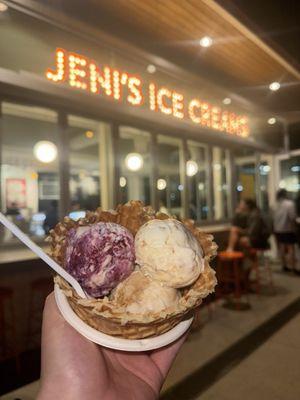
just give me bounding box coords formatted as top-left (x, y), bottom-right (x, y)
top-left (227, 198), bottom-right (270, 253)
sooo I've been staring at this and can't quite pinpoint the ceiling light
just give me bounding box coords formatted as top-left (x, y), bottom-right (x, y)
top-left (119, 176), bottom-right (127, 187)
top-left (125, 152), bottom-right (143, 171)
top-left (147, 64), bottom-right (156, 74)
top-left (268, 117), bottom-right (276, 125)
top-left (0, 2), bottom-right (8, 12)
top-left (199, 36), bottom-right (213, 48)
top-left (269, 82), bottom-right (280, 91)
top-left (157, 179), bottom-right (167, 190)
top-left (178, 184), bottom-right (184, 191)
top-left (198, 183), bottom-right (204, 191)
top-left (85, 130), bottom-right (94, 138)
top-left (33, 141), bottom-right (57, 163)
top-left (223, 97), bottom-right (231, 105)
top-left (186, 160), bottom-right (198, 177)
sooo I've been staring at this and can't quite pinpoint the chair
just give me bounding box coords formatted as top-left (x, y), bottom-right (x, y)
top-left (0, 287), bottom-right (20, 372)
top-left (250, 248), bottom-right (275, 294)
top-left (216, 251), bottom-right (250, 310)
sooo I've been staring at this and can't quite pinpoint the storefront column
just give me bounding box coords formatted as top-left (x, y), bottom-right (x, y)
top-left (255, 152), bottom-right (262, 208)
top-left (227, 150), bottom-right (237, 217)
top-left (206, 147), bottom-right (213, 220)
top-left (98, 123), bottom-right (114, 210)
top-left (112, 122), bottom-right (120, 206)
top-left (181, 140), bottom-right (189, 219)
top-left (150, 133), bottom-right (158, 211)
top-left (58, 112), bottom-right (70, 219)
top-left (212, 147), bottom-right (223, 220)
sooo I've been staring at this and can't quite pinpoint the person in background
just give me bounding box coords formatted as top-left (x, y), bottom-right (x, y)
top-left (43, 200), bottom-right (59, 234)
top-left (273, 189), bottom-right (298, 274)
top-left (227, 198), bottom-right (269, 252)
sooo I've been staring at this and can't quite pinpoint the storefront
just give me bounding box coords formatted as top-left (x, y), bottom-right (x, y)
top-left (0, 5), bottom-right (274, 250)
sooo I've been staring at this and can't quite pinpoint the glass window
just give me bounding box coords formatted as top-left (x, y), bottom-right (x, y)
top-left (0, 102), bottom-right (59, 244)
top-left (187, 141), bottom-right (208, 220)
top-left (157, 135), bottom-right (184, 218)
top-left (279, 155), bottom-right (300, 198)
top-left (233, 148), bottom-right (256, 203)
top-left (212, 146), bottom-right (230, 220)
top-left (118, 126), bottom-right (152, 205)
top-left (258, 159), bottom-right (271, 212)
top-left (67, 115), bottom-right (112, 215)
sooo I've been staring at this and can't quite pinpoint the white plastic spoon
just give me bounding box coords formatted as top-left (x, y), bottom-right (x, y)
top-left (0, 212), bottom-right (87, 298)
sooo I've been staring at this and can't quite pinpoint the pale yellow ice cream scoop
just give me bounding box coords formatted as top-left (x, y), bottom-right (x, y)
top-left (113, 270), bottom-right (180, 315)
top-left (135, 219), bottom-right (204, 288)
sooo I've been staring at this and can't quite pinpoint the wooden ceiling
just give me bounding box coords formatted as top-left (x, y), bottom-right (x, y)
top-left (90, 0), bottom-right (300, 87)
top-left (13, 0), bottom-right (300, 125)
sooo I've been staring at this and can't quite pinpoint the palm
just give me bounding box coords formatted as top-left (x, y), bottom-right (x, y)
top-left (38, 294), bottom-right (186, 400)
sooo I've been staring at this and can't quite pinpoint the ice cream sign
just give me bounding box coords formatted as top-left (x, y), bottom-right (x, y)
top-left (46, 48), bottom-right (249, 137)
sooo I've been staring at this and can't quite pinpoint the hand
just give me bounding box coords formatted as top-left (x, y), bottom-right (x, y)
top-left (38, 293), bottom-right (187, 400)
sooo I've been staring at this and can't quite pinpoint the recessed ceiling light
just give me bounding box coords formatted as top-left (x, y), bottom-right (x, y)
top-left (33, 141), bottom-right (57, 163)
top-left (0, 2), bottom-right (8, 12)
top-left (147, 64), bottom-right (156, 74)
top-left (269, 82), bottom-right (280, 91)
top-left (157, 179), bottom-right (167, 190)
top-left (199, 36), bottom-right (213, 48)
top-left (223, 97), bottom-right (231, 105)
top-left (125, 152), bottom-right (143, 171)
top-left (268, 117), bottom-right (276, 125)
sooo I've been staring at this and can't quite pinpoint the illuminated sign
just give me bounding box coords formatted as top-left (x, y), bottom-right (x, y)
top-left (46, 48), bottom-right (249, 137)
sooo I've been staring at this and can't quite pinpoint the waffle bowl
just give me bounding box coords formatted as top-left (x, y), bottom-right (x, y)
top-left (49, 201), bottom-right (218, 340)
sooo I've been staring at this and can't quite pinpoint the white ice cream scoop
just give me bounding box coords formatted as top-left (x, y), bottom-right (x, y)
top-left (135, 219), bottom-right (204, 288)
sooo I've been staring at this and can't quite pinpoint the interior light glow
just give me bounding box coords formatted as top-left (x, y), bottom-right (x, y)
top-left (85, 130), bottom-right (94, 138)
top-left (157, 179), bottom-right (167, 190)
top-left (33, 141), bottom-right (57, 163)
top-left (178, 184), bottom-right (184, 191)
top-left (269, 82), bottom-right (280, 91)
top-left (291, 166), bottom-right (300, 172)
top-left (223, 97), bottom-right (231, 105)
top-left (147, 64), bottom-right (156, 74)
top-left (0, 2), bottom-right (8, 12)
top-left (119, 176), bottom-right (127, 187)
top-left (237, 185), bottom-right (243, 192)
top-left (186, 160), bottom-right (199, 177)
top-left (199, 36), bottom-right (213, 48)
top-left (268, 117), bottom-right (276, 125)
top-left (198, 183), bottom-right (205, 191)
top-left (125, 153), bottom-right (143, 171)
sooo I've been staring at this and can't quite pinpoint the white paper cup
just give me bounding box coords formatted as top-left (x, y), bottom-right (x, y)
top-left (54, 283), bottom-right (193, 351)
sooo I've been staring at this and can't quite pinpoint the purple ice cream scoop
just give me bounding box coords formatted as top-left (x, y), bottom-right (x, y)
top-left (64, 222), bottom-right (135, 298)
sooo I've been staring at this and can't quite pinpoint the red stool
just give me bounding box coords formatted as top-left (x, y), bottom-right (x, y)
top-left (250, 249), bottom-right (275, 294)
top-left (217, 251), bottom-right (249, 310)
top-left (0, 287), bottom-right (20, 372)
top-left (27, 277), bottom-right (53, 348)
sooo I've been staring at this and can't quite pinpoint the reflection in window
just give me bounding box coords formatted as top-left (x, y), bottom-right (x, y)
top-left (212, 147), bottom-right (229, 220)
top-left (0, 102), bottom-right (59, 243)
top-left (187, 141), bottom-right (208, 220)
top-left (259, 160), bottom-right (271, 212)
top-left (68, 115), bottom-right (111, 213)
top-left (279, 156), bottom-right (300, 198)
top-left (157, 135), bottom-right (184, 218)
top-left (234, 149), bottom-right (256, 204)
top-left (118, 127), bottom-right (151, 205)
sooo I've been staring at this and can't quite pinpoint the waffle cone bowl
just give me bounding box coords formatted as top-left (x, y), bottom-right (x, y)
top-left (49, 201), bottom-right (218, 340)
